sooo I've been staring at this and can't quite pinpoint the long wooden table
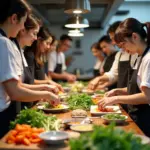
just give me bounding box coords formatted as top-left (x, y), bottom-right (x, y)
top-left (0, 107), bottom-right (144, 150)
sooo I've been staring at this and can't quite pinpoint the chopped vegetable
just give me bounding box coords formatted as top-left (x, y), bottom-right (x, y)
top-left (10, 108), bottom-right (62, 131)
top-left (103, 114), bottom-right (126, 120)
top-left (6, 124), bottom-right (43, 145)
top-left (66, 93), bottom-right (93, 110)
top-left (69, 123), bottom-right (150, 150)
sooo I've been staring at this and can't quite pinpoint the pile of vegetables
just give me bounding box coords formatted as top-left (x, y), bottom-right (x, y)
top-left (69, 124), bottom-right (150, 150)
top-left (10, 108), bottom-right (62, 131)
top-left (6, 124), bottom-right (44, 145)
top-left (66, 93), bottom-right (93, 110)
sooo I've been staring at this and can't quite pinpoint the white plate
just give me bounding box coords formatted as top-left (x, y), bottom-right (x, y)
top-left (101, 114), bottom-right (128, 124)
top-left (39, 131), bottom-right (68, 144)
top-left (90, 105), bottom-right (121, 115)
top-left (134, 134), bottom-right (150, 144)
top-left (37, 104), bottom-right (69, 113)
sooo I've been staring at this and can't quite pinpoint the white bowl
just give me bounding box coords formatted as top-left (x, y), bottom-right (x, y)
top-left (101, 114), bottom-right (128, 124)
top-left (39, 131), bottom-right (69, 144)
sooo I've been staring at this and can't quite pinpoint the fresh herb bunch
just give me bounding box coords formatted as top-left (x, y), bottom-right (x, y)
top-left (69, 124), bottom-right (150, 150)
top-left (66, 93), bottom-right (93, 110)
top-left (10, 108), bottom-right (62, 131)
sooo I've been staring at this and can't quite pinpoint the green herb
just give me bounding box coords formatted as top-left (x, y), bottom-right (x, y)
top-left (66, 93), bottom-right (93, 110)
top-left (10, 108), bottom-right (62, 131)
top-left (69, 123), bottom-right (150, 150)
top-left (103, 114), bottom-right (126, 120)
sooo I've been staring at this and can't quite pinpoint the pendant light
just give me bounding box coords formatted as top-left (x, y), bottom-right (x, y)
top-left (68, 32), bottom-right (84, 37)
top-left (69, 28), bottom-right (84, 33)
top-left (65, 15), bottom-right (89, 28)
top-left (64, 0), bottom-right (91, 14)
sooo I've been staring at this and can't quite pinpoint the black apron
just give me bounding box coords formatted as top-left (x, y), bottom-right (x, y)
top-left (0, 29), bottom-right (17, 138)
top-left (12, 39), bottom-right (34, 109)
top-left (53, 53), bottom-right (63, 82)
top-left (34, 60), bottom-right (45, 80)
top-left (103, 51), bottom-right (117, 90)
top-left (12, 38), bottom-right (34, 84)
top-left (93, 69), bottom-right (100, 77)
top-left (117, 53), bottom-right (132, 111)
top-left (127, 46), bottom-right (150, 137)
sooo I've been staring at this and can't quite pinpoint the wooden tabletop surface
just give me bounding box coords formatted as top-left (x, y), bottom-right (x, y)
top-left (0, 107), bottom-right (144, 150)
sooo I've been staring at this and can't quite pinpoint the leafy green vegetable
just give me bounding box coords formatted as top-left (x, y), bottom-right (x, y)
top-left (66, 93), bottom-right (93, 110)
top-left (103, 114), bottom-right (126, 120)
top-left (10, 108), bottom-right (62, 131)
top-left (69, 123), bottom-right (150, 150)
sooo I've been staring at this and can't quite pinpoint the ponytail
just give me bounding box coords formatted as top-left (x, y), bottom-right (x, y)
top-left (144, 22), bottom-right (150, 46)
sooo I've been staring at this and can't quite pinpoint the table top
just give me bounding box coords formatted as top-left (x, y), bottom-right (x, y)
top-left (0, 107), bottom-right (144, 150)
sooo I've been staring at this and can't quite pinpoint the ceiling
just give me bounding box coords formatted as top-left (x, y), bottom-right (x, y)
top-left (28, 0), bottom-right (124, 29)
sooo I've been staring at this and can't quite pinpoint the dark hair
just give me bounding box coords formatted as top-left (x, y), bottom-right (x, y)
top-left (0, 0), bottom-right (31, 24)
top-left (91, 42), bottom-right (101, 51)
top-left (114, 18), bottom-right (150, 45)
top-left (98, 35), bottom-right (112, 44)
top-left (24, 14), bottom-right (41, 31)
top-left (60, 34), bottom-right (72, 41)
top-left (107, 21), bottom-right (121, 34)
top-left (26, 26), bottom-right (52, 66)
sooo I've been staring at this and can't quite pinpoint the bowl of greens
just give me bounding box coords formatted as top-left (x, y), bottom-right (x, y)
top-left (101, 114), bottom-right (128, 124)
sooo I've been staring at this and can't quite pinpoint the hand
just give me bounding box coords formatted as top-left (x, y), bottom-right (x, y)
top-left (98, 96), bottom-right (119, 108)
top-left (88, 77), bottom-right (100, 90)
top-left (48, 92), bottom-right (60, 106)
top-left (48, 80), bottom-right (64, 92)
top-left (105, 88), bottom-right (127, 97)
top-left (43, 85), bottom-right (59, 94)
top-left (66, 74), bottom-right (76, 82)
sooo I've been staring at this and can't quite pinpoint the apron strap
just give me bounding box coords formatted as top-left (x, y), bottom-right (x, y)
top-left (0, 28), bottom-right (7, 37)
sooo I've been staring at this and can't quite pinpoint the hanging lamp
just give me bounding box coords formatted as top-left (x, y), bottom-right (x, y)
top-left (64, 0), bottom-right (91, 14)
top-left (65, 15), bottom-right (89, 28)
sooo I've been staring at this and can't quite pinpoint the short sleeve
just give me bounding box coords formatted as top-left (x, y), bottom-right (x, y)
top-left (61, 53), bottom-right (67, 71)
top-left (104, 51), bottom-right (120, 82)
top-left (48, 52), bottom-right (56, 72)
top-left (138, 58), bottom-right (150, 88)
top-left (0, 38), bottom-right (19, 82)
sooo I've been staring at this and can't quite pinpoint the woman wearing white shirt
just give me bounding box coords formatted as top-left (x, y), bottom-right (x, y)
top-left (98, 18), bottom-right (150, 137)
top-left (90, 42), bottom-right (105, 77)
top-left (0, 0), bottom-right (59, 138)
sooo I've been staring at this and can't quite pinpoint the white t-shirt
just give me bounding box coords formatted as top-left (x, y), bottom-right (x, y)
top-left (105, 51), bottom-right (139, 83)
top-left (137, 49), bottom-right (150, 89)
top-left (0, 34), bottom-right (19, 112)
top-left (48, 51), bottom-right (67, 72)
top-left (11, 41), bottom-right (23, 77)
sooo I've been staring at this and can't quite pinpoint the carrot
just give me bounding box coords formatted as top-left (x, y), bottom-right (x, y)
top-left (7, 140), bottom-right (15, 144)
top-left (15, 124), bottom-right (26, 132)
top-left (30, 138), bottom-right (42, 143)
top-left (15, 135), bottom-right (24, 143)
top-left (23, 138), bottom-right (31, 146)
top-left (10, 130), bottom-right (18, 136)
top-left (31, 133), bottom-right (39, 139)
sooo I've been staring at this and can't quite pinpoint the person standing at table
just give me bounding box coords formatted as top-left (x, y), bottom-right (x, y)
top-left (48, 34), bottom-right (76, 82)
top-left (90, 42), bottom-right (105, 77)
top-left (98, 18), bottom-right (150, 137)
top-left (0, 0), bottom-right (59, 138)
top-left (88, 35), bottom-right (118, 90)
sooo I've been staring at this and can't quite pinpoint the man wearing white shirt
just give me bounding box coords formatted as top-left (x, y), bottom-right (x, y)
top-left (48, 34), bottom-right (76, 82)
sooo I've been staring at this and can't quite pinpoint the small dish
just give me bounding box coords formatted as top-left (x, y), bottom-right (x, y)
top-left (70, 124), bottom-right (93, 132)
top-left (101, 114), bottom-right (128, 124)
top-left (134, 134), bottom-right (150, 144)
top-left (39, 131), bottom-right (69, 145)
top-left (82, 89), bottom-right (94, 95)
